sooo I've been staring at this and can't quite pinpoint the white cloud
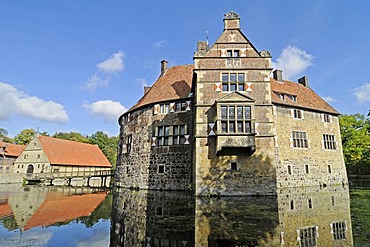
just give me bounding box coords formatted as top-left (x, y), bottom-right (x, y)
top-left (353, 82), bottom-right (370, 103)
top-left (97, 51), bottom-right (125, 74)
top-left (135, 78), bottom-right (148, 87)
top-left (322, 96), bottom-right (338, 103)
top-left (0, 82), bottom-right (68, 122)
top-left (152, 40), bottom-right (168, 49)
top-left (82, 51), bottom-right (125, 91)
top-left (83, 73), bottom-right (110, 91)
top-left (273, 45), bottom-right (314, 81)
top-left (83, 100), bottom-right (127, 122)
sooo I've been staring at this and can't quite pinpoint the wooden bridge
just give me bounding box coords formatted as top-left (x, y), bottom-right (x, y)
top-left (25, 169), bottom-right (115, 187)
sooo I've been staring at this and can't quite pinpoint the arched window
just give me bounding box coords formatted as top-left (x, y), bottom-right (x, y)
top-left (27, 164), bottom-right (34, 174)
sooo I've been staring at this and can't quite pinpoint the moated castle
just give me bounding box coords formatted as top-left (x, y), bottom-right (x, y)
top-left (114, 12), bottom-right (348, 196)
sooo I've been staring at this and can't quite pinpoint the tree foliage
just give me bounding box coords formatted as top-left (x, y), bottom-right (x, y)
top-left (339, 113), bottom-right (370, 174)
top-left (0, 128), bottom-right (12, 142)
top-left (53, 131), bottom-right (89, 143)
top-left (88, 131), bottom-right (118, 168)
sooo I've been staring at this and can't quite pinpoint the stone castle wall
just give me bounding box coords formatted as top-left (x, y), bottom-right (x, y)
top-left (274, 106), bottom-right (348, 188)
top-left (115, 104), bottom-right (193, 191)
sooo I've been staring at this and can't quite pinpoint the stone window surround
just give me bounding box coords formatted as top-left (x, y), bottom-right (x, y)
top-left (291, 130), bottom-right (310, 149)
top-left (216, 103), bottom-right (254, 135)
top-left (221, 72), bottom-right (246, 92)
top-left (157, 164), bottom-right (166, 174)
top-left (322, 113), bottom-right (332, 123)
top-left (322, 134), bottom-right (337, 150)
top-left (291, 109), bottom-right (304, 119)
top-left (227, 160), bottom-right (239, 171)
top-left (330, 221), bottom-right (347, 240)
top-left (297, 226), bottom-right (318, 246)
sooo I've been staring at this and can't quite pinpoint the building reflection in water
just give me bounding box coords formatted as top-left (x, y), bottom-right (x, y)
top-left (111, 186), bottom-right (353, 247)
top-left (0, 185), bottom-right (108, 232)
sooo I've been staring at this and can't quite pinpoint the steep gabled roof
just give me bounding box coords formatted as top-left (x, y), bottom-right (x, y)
top-left (128, 64), bottom-right (194, 112)
top-left (270, 78), bottom-right (339, 115)
top-left (0, 142), bottom-right (25, 157)
top-left (37, 136), bottom-right (111, 167)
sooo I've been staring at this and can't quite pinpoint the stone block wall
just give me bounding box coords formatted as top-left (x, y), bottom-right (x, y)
top-left (274, 106), bottom-right (348, 188)
top-left (115, 104), bottom-right (193, 191)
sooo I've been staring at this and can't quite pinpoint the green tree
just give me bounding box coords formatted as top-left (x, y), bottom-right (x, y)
top-left (53, 131), bottom-right (89, 143)
top-left (88, 131), bottom-right (118, 168)
top-left (339, 113), bottom-right (370, 174)
top-left (13, 129), bottom-right (37, 145)
top-left (0, 128), bottom-right (12, 143)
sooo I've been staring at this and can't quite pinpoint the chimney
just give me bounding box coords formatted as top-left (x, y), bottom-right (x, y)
top-left (273, 69), bottom-right (283, 82)
top-left (298, 76), bottom-right (309, 87)
top-left (196, 41), bottom-right (208, 56)
top-left (161, 60), bottom-right (168, 76)
top-left (224, 11), bottom-right (240, 30)
top-left (144, 86), bottom-right (151, 95)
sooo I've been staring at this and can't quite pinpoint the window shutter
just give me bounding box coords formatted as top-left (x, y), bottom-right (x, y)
top-left (308, 139), bottom-right (311, 148)
top-left (214, 82), bottom-right (222, 92)
top-left (151, 137), bottom-right (157, 147)
top-left (321, 113), bottom-right (324, 122)
top-left (329, 115), bottom-right (333, 123)
top-left (245, 82), bottom-right (252, 92)
top-left (208, 123), bottom-right (216, 136)
top-left (169, 103), bottom-right (175, 113)
top-left (289, 137), bottom-right (293, 148)
top-left (290, 109), bottom-right (294, 118)
top-left (301, 110), bottom-right (304, 119)
top-left (321, 140), bottom-right (325, 149)
top-left (220, 49), bottom-right (227, 57)
top-left (184, 135), bottom-right (190, 144)
top-left (240, 48), bottom-right (247, 57)
top-left (153, 104), bottom-right (160, 115)
top-left (335, 141), bottom-right (339, 150)
top-left (186, 101), bottom-right (191, 111)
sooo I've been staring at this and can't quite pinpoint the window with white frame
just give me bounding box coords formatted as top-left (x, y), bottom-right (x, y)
top-left (292, 131), bottom-right (308, 148)
top-left (323, 134), bottom-right (336, 150)
top-left (299, 226), bottom-right (317, 247)
top-left (293, 109), bottom-right (303, 119)
top-left (322, 113), bottom-right (331, 123)
top-left (332, 221), bottom-right (346, 240)
top-left (220, 105), bottom-right (252, 134)
top-left (160, 104), bottom-right (170, 114)
top-left (221, 73), bottom-right (246, 91)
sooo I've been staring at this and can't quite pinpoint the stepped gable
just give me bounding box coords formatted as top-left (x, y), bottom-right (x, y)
top-left (129, 64), bottom-right (194, 112)
top-left (38, 136), bottom-right (111, 167)
top-left (0, 142), bottom-right (25, 157)
top-left (270, 77), bottom-right (339, 115)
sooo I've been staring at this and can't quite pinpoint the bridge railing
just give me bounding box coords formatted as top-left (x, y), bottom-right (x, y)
top-left (26, 169), bottom-right (115, 180)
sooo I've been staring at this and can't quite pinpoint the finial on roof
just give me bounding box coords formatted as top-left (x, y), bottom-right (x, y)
top-left (224, 11), bottom-right (239, 19)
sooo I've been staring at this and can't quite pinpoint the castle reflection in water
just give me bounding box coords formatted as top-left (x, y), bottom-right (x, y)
top-left (110, 185), bottom-right (353, 247)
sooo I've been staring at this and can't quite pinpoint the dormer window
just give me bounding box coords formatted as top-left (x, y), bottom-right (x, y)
top-left (280, 94), bottom-right (285, 100)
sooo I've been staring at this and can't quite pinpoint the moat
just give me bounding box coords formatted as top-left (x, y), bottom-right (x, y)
top-left (0, 182), bottom-right (369, 246)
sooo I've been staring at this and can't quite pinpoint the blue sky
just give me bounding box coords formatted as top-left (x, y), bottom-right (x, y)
top-left (1, 1), bottom-right (369, 137)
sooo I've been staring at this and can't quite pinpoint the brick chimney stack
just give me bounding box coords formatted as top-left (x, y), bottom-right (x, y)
top-left (161, 60), bottom-right (168, 76)
top-left (273, 69), bottom-right (283, 82)
top-left (298, 76), bottom-right (309, 87)
top-left (224, 11), bottom-right (240, 30)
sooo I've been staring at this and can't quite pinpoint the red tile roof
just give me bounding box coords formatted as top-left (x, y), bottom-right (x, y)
top-left (0, 142), bottom-right (25, 157)
top-left (38, 136), bottom-right (111, 167)
top-left (270, 78), bottom-right (339, 114)
top-left (24, 192), bottom-right (107, 230)
top-left (0, 200), bottom-right (12, 218)
top-left (128, 64), bottom-right (194, 112)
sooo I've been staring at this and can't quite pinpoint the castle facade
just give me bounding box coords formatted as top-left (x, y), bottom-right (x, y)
top-left (115, 12), bottom-right (347, 196)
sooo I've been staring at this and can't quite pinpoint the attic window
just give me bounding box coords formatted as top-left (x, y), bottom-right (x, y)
top-left (279, 94), bottom-right (285, 100)
top-left (227, 50), bottom-right (240, 57)
top-left (291, 95), bottom-right (297, 102)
